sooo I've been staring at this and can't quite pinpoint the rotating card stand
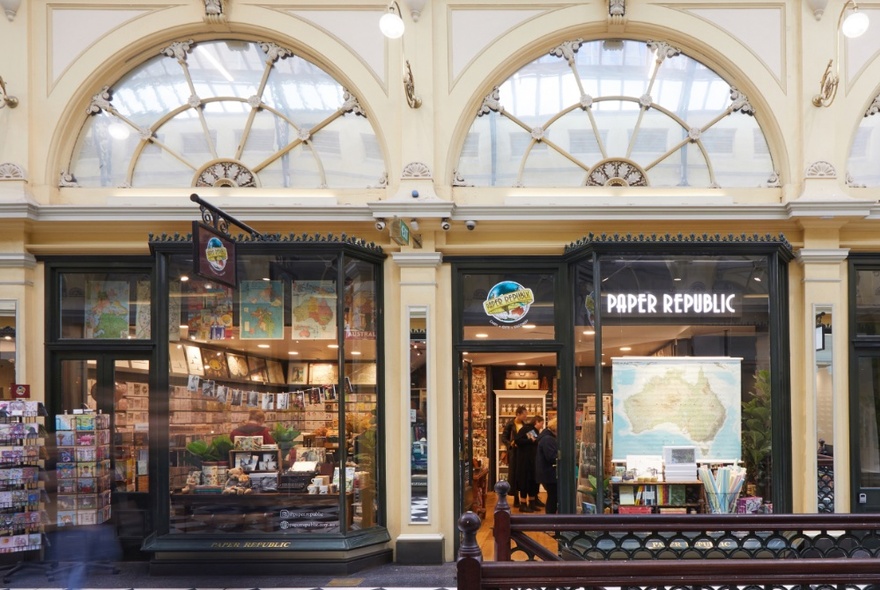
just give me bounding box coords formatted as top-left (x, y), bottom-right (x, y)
top-left (0, 402), bottom-right (52, 584)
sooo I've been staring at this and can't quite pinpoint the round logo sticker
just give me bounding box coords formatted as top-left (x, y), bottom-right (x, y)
top-left (483, 281), bottom-right (534, 325)
top-left (205, 236), bottom-right (228, 273)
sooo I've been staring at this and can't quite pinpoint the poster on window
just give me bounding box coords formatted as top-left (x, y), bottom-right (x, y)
top-left (84, 281), bottom-right (130, 339)
top-left (611, 357), bottom-right (741, 462)
top-left (291, 281), bottom-right (337, 340)
top-left (240, 281), bottom-right (284, 340)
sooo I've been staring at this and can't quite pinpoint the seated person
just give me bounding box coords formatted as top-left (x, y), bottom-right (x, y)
top-left (231, 409), bottom-right (276, 445)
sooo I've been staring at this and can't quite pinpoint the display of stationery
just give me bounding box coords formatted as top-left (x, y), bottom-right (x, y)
top-left (698, 464), bottom-right (745, 514)
top-left (55, 411), bottom-right (112, 526)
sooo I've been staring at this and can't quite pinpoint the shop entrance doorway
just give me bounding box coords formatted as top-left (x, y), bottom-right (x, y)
top-left (457, 351), bottom-right (559, 550)
top-left (49, 353), bottom-right (153, 558)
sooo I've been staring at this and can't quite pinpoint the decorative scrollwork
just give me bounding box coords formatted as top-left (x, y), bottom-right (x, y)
top-left (341, 90), bottom-right (366, 118)
top-left (646, 40), bottom-right (681, 62)
top-left (204, 0), bottom-right (226, 24)
top-left (865, 93), bottom-right (880, 117)
top-left (452, 169), bottom-right (472, 187)
top-left (566, 232), bottom-right (793, 253)
top-left (149, 231), bottom-right (384, 253)
top-left (59, 170), bottom-right (79, 187)
top-left (586, 158), bottom-right (648, 187)
top-left (609, 0), bottom-right (625, 16)
top-left (478, 87), bottom-right (502, 117)
top-left (766, 171), bottom-right (781, 188)
top-left (161, 40), bottom-right (194, 63)
top-left (87, 86), bottom-right (112, 115)
top-left (402, 162), bottom-right (432, 179)
top-left (259, 42), bottom-right (293, 64)
top-left (549, 39), bottom-right (584, 66)
top-left (846, 172), bottom-right (866, 188)
top-left (194, 160), bottom-right (258, 188)
top-left (730, 87), bottom-right (755, 116)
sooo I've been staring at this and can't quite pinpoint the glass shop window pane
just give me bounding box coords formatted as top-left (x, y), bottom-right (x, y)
top-left (59, 272), bottom-right (152, 340)
top-left (461, 272), bottom-right (556, 341)
top-left (167, 250), bottom-right (380, 534)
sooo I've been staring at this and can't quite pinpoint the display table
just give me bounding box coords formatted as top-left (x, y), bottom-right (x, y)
top-left (170, 492), bottom-right (354, 533)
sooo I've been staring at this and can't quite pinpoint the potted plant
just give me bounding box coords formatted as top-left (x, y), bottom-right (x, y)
top-left (271, 423), bottom-right (301, 463)
top-left (742, 369), bottom-right (772, 498)
top-left (186, 434), bottom-right (234, 486)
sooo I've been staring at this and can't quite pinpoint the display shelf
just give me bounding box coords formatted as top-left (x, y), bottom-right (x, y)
top-left (55, 411), bottom-right (112, 527)
top-left (610, 480), bottom-right (705, 514)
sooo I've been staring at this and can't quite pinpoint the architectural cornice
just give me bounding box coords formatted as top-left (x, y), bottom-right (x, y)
top-left (391, 251), bottom-right (443, 268)
top-left (0, 252), bottom-right (37, 269)
top-left (796, 248), bottom-right (850, 265)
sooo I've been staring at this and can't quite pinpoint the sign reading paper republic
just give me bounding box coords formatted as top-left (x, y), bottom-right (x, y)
top-left (193, 221), bottom-right (236, 288)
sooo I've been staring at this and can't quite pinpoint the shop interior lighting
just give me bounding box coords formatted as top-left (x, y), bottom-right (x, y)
top-left (379, 1), bottom-right (405, 39)
top-left (813, 0), bottom-right (870, 107)
top-left (0, 76), bottom-right (18, 109)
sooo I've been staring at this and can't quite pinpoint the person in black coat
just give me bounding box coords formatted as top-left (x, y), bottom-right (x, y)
top-left (535, 418), bottom-right (559, 514)
top-left (513, 416), bottom-right (540, 512)
top-left (501, 405), bottom-right (527, 507)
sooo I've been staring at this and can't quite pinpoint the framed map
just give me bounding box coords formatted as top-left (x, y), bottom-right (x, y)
top-left (611, 357), bottom-right (742, 462)
top-left (84, 280), bottom-right (130, 339)
top-left (266, 360), bottom-right (285, 385)
top-left (239, 280), bottom-right (284, 340)
top-left (291, 281), bottom-right (337, 340)
top-left (226, 353), bottom-right (249, 379)
top-left (287, 362), bottom-right (308, 385)
top-left (309, 363), bottom-right (338, 385)
top-left (247, 356), bottom-right (267, 382)
top-left (183, 345), bottom-right (205, 376)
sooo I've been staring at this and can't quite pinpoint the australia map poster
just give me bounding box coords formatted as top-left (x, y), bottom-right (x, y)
top-left (239, 280), bottom-right (284, 340)
top-left (611, 357), bottom-right (742, 462)
top-left (291, 281), bottom-right (337, 340)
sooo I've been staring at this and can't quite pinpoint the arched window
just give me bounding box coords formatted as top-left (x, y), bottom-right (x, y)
top-left (454, 39), bottom-right (776, 189)
top-left (847, 94), bottom-right (880, 187)
top-left (66, 39), bottom-right (385, 189)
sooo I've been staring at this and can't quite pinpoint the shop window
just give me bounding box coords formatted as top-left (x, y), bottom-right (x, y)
top-left (848, 96), bottom-right (880, 185)
top-left (455, 38), bottom-right (775, 188)
top-left (164, 249), bottom-right (381, 535)
top-left (58, 272), bottom-right (152, 340)
top-left (571, 250), bottom-right (782, 514)
top-left (0, 301), bottom-right (15, 397)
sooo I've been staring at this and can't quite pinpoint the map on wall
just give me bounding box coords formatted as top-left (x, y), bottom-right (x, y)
top-left (291, 281), bottom-right (337, 339)
top-left (239, 280), bottom-right (284, 340)
top-left (611, 357), bottom-right (742, 461)
top-left (84, 281), bottom-right (130, 339)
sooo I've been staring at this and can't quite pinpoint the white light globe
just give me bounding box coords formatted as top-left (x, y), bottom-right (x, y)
top-left (842, 10), bottom-right (869, 38)
top-left (379, 12), bottom-right (405, 39)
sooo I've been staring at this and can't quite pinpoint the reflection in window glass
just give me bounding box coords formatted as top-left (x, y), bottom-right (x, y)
top-left (59, 272), bottom-right (152, 340)
top-left (456, 39), bottom-right (774, 188)
top-left (855, 269), bottom-right (880, 336)
top-left (69, 40), bottom-right (384, 189)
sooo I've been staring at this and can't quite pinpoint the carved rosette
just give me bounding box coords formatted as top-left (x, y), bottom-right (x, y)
top-left (805, 161), bottom-right (836, 178)
top-left (586, 158), bottom-right (648, 187)
top-left (401, 162), bottom-right (432, 179)
top-left (194, 160), bottom-right (258, 187)
top-left (0, 163), bottom-right (25, 181)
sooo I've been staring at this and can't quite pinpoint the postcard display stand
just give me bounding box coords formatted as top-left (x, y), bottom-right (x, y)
top-left (55, 412), bottom-right (112, 527)
top-left (0, 400), bottom-right (50, 583)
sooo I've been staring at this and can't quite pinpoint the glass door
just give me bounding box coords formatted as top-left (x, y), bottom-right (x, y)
top-left (52, 353), bottom-right (152, 554)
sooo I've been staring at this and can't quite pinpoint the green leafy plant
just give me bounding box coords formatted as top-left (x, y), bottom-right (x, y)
top-left (185, 434), bottom-right (234, 466)
top-left (271, 423), bottom-right (301, 444)
top-left (741, 369), bottom-right (772, 493)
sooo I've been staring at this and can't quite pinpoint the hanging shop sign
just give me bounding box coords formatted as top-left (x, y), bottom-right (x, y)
top-left (604, 291), bottom-right (741, 318)
top-left (389, 218), bottom-right (410, 246)
top-left (483, 281), bottom-right (535, 326)
top-left (193, 221), bottom-right (236, 288)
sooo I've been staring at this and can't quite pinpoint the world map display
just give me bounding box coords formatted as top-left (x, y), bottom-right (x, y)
top-left (611, 357), bottom-right (742, 461)
top-left (239, 280), bottom-right (284, 340)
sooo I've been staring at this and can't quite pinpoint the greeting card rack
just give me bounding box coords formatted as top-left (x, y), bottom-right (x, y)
top-left (0, 400), bottom-right (51, 584)
top-left (54, 411), bottom-right (112, 527)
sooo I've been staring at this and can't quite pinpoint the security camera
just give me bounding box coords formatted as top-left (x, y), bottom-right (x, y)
top-left (440, 218), bottom-right (451, 231)
top-left (375, 219), bottom-right (386, 231)
top-left (465, 220), bottom-right (477, 231)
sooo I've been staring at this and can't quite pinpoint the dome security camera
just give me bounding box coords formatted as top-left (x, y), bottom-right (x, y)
top-left (375, 219), bottom-right (386, 231)
top-left (440, 218), bottom-right (451, 231)
top-left (465, 220), bottom-right (477, 231)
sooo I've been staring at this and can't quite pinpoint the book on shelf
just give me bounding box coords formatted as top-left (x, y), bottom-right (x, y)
top-left (659, 507), bottom-right (688, 514)
top-left (618, 485), bottom-right (635, 505)
top-left (619, 505), bottom-right (652, 514)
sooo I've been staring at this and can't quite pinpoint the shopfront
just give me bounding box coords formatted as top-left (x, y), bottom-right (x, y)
top-left (43, 234), bottom-right (391, 573)
top-left (452, 235), bottom-right (794, 523)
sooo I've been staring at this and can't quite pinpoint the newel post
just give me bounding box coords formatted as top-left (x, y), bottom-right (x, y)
top-left (493, 480), bottom-right (512, 561)
top-left (457, 511), bottom-right (483, 590)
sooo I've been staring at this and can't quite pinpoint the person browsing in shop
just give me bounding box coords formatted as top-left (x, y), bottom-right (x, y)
top-left (230, 409), bottom-right (276, 445)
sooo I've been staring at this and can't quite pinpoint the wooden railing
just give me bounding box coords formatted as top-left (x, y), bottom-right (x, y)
top-left (457, 481), bottom-right (880, 590)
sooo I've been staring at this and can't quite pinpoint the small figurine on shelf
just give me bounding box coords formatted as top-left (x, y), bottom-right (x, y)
top-left (223, 467), bottom-right (252, 495)
top-left (181, 471), bottom-right (201, 494)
